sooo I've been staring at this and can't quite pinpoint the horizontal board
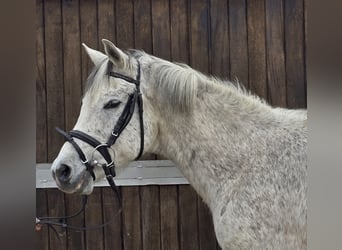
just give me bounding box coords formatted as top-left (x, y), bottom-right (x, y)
top-left (36, 160), bottom-right (189, 188)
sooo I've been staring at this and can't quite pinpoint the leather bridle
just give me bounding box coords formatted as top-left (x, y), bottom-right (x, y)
top-left (56, 60), bottom-right (144, 183)
top-left (36, 59), bottom-right (144, 232)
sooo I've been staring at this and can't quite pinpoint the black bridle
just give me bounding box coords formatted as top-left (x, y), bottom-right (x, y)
top-left (36, 59), bottom-right (144, 232)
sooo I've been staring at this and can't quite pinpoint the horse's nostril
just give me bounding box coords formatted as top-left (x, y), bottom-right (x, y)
top-left (56, 164), bottom-right (72, 182)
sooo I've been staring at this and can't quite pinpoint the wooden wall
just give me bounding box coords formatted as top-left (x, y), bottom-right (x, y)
top-left (36, 0), bottom-right (306, 249)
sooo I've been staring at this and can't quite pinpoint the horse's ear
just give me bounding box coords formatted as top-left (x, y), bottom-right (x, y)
top-left (102, 39), bottom-right (128, 68)
top-left (82, 43), bottom-right (106, 67)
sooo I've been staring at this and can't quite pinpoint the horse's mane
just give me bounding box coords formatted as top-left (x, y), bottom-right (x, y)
top-left (129, 50), bottom-right (266, 113)
top-left (85, 49), bottom-right (266, 112)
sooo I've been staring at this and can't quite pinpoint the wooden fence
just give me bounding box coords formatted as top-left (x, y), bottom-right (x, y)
top-left (36, 0), bottom-right (306, 249)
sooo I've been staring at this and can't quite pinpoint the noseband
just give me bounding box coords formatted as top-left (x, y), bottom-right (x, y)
top-left (56, 60), bottom-right (144, 182)
top-left (37, 60), bottom-right (144, 233)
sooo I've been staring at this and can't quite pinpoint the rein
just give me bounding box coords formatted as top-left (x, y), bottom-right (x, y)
top-left (36, 60), bottom-right (144, 233)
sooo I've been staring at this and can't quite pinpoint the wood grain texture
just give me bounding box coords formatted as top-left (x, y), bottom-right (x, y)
top-left (36, 1), bottom-right (307, 249)
top-left (65, 194), bottom-right (85, 250)
top-left (179, 185), bottom-right (199, 250)
top-left (80, 0), bottom-right (99, 91)
top-left (134, 0), bottom-right (153, 53)
top-left (98, 0), bottom-right (115, 50)
top-left (210, 0), bottom-right (230, 78)
top-left (152, 0), bottom-right (171, 60)
top-left (265, 0), bottom-right (287, 107)
top-left (85, 188), bottom-right (104, 250)
top-left (285, 0), bottom-right (306, 108)
top-left (116, 0), bottom-right (134, 49)
top-left (229, 0), bottom-right (249, 88)
top-left (102, 187), bottom-right (123, 250)
top-left (198, 199), bottom-right (217, 250)
top-left (62, 0), bottom-right (82, 130)
top-left (47, 189), bottom-right (67, 250)
top-left (36, 0), bottom-right (47, 163)
top-left (141, 186), bottom-right (161, 250)
top-left (160, 186), bottom-right (179, 250)
top-left (247, 0), bottom-right (267, 99)
top-left (170, 0), bottom-right (189, 63)
top-left (122, 186), bottom-right (142, 250)
top-left (36, 189), bottom-right (49, 250)
top-left (44, 0), bottom-right (65, 162)
top-left (190, 0), bottom-right (209, 73)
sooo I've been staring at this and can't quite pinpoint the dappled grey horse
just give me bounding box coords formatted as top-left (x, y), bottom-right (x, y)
top-left (51, 39), bottom-right (307, 249)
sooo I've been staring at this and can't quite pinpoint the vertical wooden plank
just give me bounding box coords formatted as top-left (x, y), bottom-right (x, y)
top-left (160, 186), bottom-right (179, 250)
top-left (102, 187), bottom-right (123, 250)
top-left (65, 194), bottom-right (85, 250)
top-left (98, 0), bottom-right (115, 50)
top-left (36, 189), bottom-right (49, 250)
top-left (134, 0), bottom-right (152, 53)
top-left (62, 0), bottom-right (82, 131)
top-left (85, 188), bottom-right (104, 250)
top-left (265, 0), bottom-right (287, 107)
top-left (210, 0), bottom-right (230, 78)
top-left (80, 0), bottom-right (99, 91)
top-left (197, 199), bottom-right (217, 250)
top-left (247, 0), bottom-right (267, 100)
top-left (134, 0), bottom-right (156, 161)
top-left (170, 0), bottom-right (189, 63)
top-left (189, 3), bottom-right (214, 248)
top-left (45, 0), bottom-right (65, 162)
top-left (285, 0), bottom-right (306, 108)
top-left (190, 0), bottom-right (209, 73)
top-left (116, 0), bottom-right (134, 49)
top-left (179, 185), bottom-right (199, 250)
top-left (36, 0), bottom-right (47, 163)
top-left (48, 189), bottom-right (67, 250)
top-left (141, 186), bottom-right (161, 250)
top-left (122, 186), bottom-right (142, 250)
top-left (229, 0), bottom-right (249, 88)
top-left (152, 0), bottom-right (171, 60)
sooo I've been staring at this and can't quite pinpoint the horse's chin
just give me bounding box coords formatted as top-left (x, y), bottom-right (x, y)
top-left (56, 171), bottom-right (94, 195)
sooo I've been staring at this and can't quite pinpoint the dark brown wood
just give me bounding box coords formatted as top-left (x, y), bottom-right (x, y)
top-left (152, 0), bottom-right (171, 60)
top-left (210, 0), bottom-right (230, 78)
top-left (47, 189), bottom-right (67, 250)
top-left (285, 0), bottom-right (306, 108)
top-left (97, 0), bottom-right (115, 51)
top-left (122, 186), bottom-right (142, 250)
top-left (229, 0), bottom-right (249, 88)
top-left (134, 0), bottom-right (153, 53)
top-left (36, 189), bottom-right (49, 250)
top-left (44, 0), bottom-right (65, 162)
top-left (160, 186), bottom-right (179, 250)
top-left (62, 0), bottom-right (82, 131)
top-left (141, 186), bottom-right (161, 250)
top-left (36, 0), bottom-right (47, 163)
top-left (265, 0), bottom-right (287, 107)
top-left (170, 0), bottom-right (189, 63)
top-left (65, 194), bottom-right (85, 250)
top-left (36, 1), bottom-right (307, 249)
top-left (247, 0), bottom-right (267, 100)
top-left (179, 185), bottom-right (199, 250)
top-left (134, 0), bottom-right (156, 161)
top-left (80, 0), bottom-right (99, 91)
top-left (102, 187), bottom-right (123, 250)
top-left (189, 0), bottom-right (209, 73)
top-left (116, 0), bottom-right (134, 49)
top-left (85, 188), bottom-right (104, 250)
top-left (197, 199), bottom-right (217, 250)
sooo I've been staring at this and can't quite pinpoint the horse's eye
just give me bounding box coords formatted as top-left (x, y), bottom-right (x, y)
top-left (104, 99), bottom-right (121, 109)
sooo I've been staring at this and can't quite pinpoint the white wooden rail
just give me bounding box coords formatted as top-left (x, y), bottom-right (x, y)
top-left (36, 160), bottom-right (189, 188)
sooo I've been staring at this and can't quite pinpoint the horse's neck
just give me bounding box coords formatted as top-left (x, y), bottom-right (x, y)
top-left (151, 84), bottom-right (277, 206)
